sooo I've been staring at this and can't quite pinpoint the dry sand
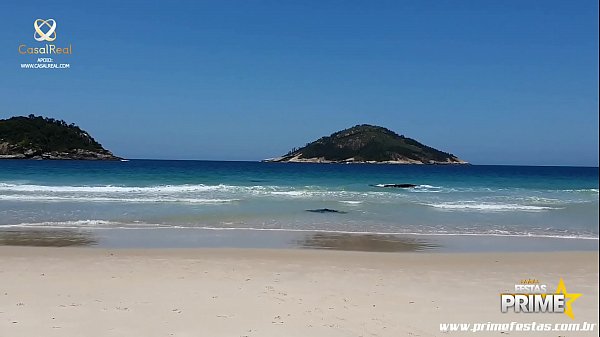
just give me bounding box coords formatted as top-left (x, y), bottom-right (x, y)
top-left (0, 247), bottom-right (597, 336)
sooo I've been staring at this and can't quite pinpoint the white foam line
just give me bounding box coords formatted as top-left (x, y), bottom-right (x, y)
top-left (0, 195), bottom-right (239, 204)
top-left (0, 183), bottom-right (250, 193)
top-left (0, 183), bottom-right (400, 200)
top-left (422, 203), bottom-right (561, 211)
top-left (338, 200), bottom-right (363, 205)
top-left (2, 222), bottom-right (597, 240)
top-left (190, 227), bottom-right (599, 240)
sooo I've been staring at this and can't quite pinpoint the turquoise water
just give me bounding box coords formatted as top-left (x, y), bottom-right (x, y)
top-left (0, 160), bottom-right (598, 239)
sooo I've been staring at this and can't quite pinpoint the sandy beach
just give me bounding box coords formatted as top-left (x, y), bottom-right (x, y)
top-left (0, 247), bottom-right (597, 337)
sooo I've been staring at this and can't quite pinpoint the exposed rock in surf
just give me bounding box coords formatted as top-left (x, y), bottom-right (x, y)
top-left (306, 208), bottom-right (348, 214)
top-left (372, 184), bottom-right (418, 188)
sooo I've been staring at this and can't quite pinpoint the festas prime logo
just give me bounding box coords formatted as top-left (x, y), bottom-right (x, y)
top-left (500, 278), bottom-right (582, 320)
top-left (34, 19), bottom-right (57, 42)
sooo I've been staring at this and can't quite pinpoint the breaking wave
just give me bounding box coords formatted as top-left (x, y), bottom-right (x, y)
top-left (423, 202), bottom-right (560, 211)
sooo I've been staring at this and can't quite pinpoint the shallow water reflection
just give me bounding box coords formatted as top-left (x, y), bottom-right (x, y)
top-left (0, 230), bottom-right (97, 247)
top-left (295, 232), bottom-right (439, 252)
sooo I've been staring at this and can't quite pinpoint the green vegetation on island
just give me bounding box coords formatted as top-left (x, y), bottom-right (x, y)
top-left (0, 115), bottom-right (120, 160)
top-left (266, 124), bottom-right (466, 164)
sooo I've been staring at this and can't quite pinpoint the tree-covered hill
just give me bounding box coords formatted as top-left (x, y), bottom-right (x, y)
top-left (0, 115), bottom-right (120, 160)
top-left (266, 124), bottom-right (466, 164)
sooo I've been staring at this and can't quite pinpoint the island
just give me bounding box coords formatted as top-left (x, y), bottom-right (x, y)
top-left (0, 115), bottom-right (121, 160)
top-left (264, 124), bottom-right (467, 164)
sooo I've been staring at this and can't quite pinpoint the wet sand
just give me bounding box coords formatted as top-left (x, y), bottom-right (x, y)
top-left (0, 247), bottom-right (597, 337)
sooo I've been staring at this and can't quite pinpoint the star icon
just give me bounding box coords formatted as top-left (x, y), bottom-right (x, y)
top-left (555, 278), bottom-right (581, 320)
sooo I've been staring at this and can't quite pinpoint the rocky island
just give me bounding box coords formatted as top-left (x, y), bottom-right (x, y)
top-left (265, 124), bottom-right (467, 164)
top-left (0, 115), bottom-right (121, 160)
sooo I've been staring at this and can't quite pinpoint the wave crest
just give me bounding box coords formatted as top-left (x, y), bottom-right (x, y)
top-left (423, 202), bottom-right (560, 211)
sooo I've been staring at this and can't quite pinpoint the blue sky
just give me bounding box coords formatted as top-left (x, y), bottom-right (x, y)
top-left (0, 0), bottom-right (598, 166)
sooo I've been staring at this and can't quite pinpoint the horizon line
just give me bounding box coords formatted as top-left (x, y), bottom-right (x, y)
top-left (108, 158), bottom-right (600, 168)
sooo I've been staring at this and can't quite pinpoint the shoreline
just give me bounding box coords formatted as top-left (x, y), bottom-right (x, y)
top-left (1, 227), bottom-right (598, 252)
top-left (1, 247), bottom-right (597, 336)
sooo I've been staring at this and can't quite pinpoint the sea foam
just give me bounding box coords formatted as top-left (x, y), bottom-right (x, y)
top-left (423, 202), bottom-right (560, 211)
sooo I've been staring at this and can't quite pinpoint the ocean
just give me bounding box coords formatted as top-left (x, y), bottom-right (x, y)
top-left (0, 160), bottom-right (598, 250)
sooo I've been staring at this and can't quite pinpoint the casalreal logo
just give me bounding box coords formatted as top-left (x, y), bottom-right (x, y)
top-left (18, 18), bottom-right (72, 69)
top-left (500, 278), bottom-right (582, 320)
top-left (18, 18), bottom-right (72, 55)
top-left (34, 19), bottom-right (56, 41)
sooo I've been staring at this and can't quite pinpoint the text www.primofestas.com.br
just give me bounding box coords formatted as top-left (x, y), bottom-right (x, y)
top-left (440, 321), bottom-right (596, 333)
